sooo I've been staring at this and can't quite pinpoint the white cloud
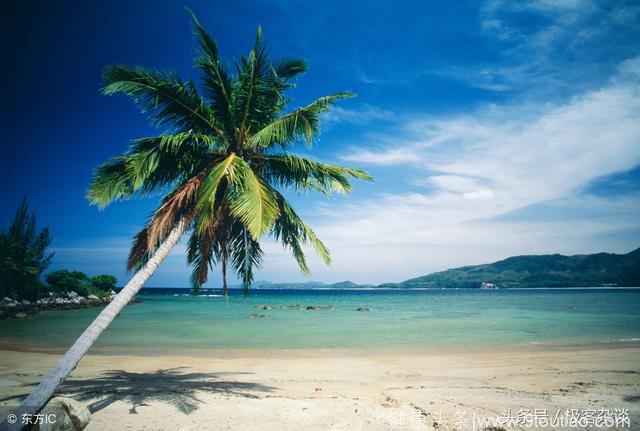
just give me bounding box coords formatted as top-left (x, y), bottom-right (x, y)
top-left (448, 0), bottom-right (640, 96)
top-left (323, 104), bottom-right (395, 125)
top-left (269, 57), bottom-right (640, 284)
top-left (345, 58), bottom-right (640, 204)
top-left (341, 147), bottom-right (421, 165)
top-left (427, 175), bottom-right (485, 193)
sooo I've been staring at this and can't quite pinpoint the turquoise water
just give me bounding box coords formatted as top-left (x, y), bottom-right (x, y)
top-left (1, 288), bottom-right (639, 350)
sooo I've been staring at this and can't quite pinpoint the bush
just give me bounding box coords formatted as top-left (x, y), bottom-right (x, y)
top-left (45, 270), bottom-right (116, 297)
top-left (91, 274), bottom-right (117, 292)
top-left (45, 270), bottom-right (91, 295)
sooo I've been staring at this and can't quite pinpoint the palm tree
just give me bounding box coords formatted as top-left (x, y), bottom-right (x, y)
top-left (16, 11), bottom-right (371, 418)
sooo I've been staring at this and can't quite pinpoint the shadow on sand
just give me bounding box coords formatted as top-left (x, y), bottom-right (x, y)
top-left (3, 368), bottom-right (275, 415)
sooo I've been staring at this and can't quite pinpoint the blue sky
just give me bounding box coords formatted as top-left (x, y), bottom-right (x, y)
top-left (1, 0), bottom-right (639, 286)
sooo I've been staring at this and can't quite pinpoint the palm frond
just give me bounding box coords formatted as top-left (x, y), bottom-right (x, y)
top-left (127, 227), bottom-right (150, 272)
top-left (87, 133), bottom-right (216, 209)
top-left (271, 191), bottom-right (331, 275)
top-left (187, 9), bottom-right (234, 129)
top-left (230, 224), bottom-right (263, 293)
top-left (186, 212), bottom-right (222, 290)
top-left (102, 65), bottom-right (222, 136)
top-left (87, 157), bottom-right (135, 209)
top-left (247, 92), bottom-right (354, 150)
top-left (256, 153), bottom-right (372, 194)
top-left (196, 153), bottom-right (240, 218)
top-left (126, 174), bottom-right (203, 271)
top-left (230, 27), bottom-right (288, 135)
top-left (228, 157), bottom-right (280, 239)
top-left (274, 58), bottom-right (307, 79)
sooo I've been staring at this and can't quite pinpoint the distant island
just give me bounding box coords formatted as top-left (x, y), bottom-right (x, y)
top-left (246, 247), bottom-right (640, 289)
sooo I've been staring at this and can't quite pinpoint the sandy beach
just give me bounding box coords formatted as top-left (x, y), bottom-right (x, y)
top-left (1, 343), bottom-right (638, 430)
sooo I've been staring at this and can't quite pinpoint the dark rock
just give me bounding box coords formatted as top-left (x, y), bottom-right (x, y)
top-left (249, 313), bottom-right (268, 319)
top-left (0, 291), bottom-right (115, 317)
top-left (356, 307), bottom-right (370, 312)
top-left (255, 304), bottom-right (304, 310)
top-left (305, 305), bottom-right (334, 311)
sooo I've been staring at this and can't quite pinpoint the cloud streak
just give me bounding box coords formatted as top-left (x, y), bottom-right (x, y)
top-left (285, 57), bottom-right (640, 283)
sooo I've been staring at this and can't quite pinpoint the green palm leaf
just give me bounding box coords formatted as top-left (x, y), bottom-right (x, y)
top-left (230, 225), bottom-right (263, 294)
top-left (87, 133), bottom-right (217, 208)
top-left (257, 153), bottom-right (372, 194)
top-left (228, 158), bottom-right (280, 239)
top-left (274, 58), bottom-right (308, 79)
top-left (271, 190), bottom-right (330, 274)
top-left (102, 65), bottom-right (222, 136)
top-left (187, 8), bottom-right (234, 129)
top-left (248, 93), bottom-right (354, 149)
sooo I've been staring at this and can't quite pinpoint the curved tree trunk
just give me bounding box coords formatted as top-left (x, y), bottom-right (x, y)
top-left (11, 218), bottom-right (188, 424)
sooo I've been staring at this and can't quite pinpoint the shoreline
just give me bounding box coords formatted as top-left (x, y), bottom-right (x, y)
top-left (1, 337), bottom-right (639, 357)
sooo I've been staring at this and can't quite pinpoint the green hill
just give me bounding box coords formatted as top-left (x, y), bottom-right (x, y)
top-left (396, 247), bottom-right (640, 289)
top-left (252, 280), bottom-right (373, 289)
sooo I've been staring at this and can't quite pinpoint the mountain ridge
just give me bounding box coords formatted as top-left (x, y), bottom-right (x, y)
top-left (246, 247), bottom-right (640, 289)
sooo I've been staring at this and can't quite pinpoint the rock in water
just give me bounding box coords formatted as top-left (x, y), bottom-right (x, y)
top-left (39, 397), bottom-right (91, 430)
top-left (13, 312), bottom-right (28, 319)
top-left (356, 307), bottom-right (370, 312)
top-left (249, 313), bottom-right (268, 319)
top-left (305, 305), bottom-right (334, 311)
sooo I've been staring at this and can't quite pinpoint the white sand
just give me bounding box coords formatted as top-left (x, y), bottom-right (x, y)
top-left (0, 344), bottom-right (639, 430)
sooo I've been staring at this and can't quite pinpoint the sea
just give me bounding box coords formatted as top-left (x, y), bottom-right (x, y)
top-left (1, 288), bottom-right (639, 351)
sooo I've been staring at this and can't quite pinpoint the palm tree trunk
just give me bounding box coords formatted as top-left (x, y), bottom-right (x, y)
top-left (12, 218), bottom-right (188, 423)
top-left (221, 250), bottom-right (228, 296)
top-left (243, 228), bottom-right (250, 297)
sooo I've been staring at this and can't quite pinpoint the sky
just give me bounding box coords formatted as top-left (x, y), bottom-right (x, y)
top-left (1, 0), bottom-right (639, 287)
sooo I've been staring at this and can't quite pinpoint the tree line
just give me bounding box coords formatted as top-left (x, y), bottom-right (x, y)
top-left (0, 200), bottom-right (117, 301)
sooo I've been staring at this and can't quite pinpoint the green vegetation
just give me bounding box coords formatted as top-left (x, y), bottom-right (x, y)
top-left (45, 270), bottom-right (115, 298)
top-left (249, 248), bottom-right (640, 290)
top-left (395, 248), bottom-right (640, 288)
top-left (0, 200), bottom-right (54, 301)
top-left (87, 11), bottom-right (371, 295)
top-left (90, 274), bottom-right (118, 292)
top-left (253, 280), bottom-right (373, 289)
top-left (0, 200), bottom-right (118, 301)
